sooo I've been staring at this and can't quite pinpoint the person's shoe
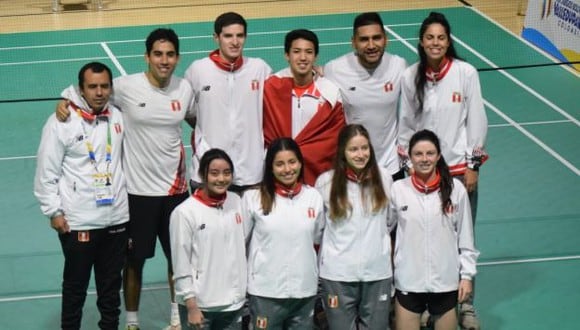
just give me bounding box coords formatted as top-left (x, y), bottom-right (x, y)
top-left (163, 324), bottom-right (181, 330)
top-left (126, 325), bottom-right (140, 330)
top-left (459, 303), bottom-right (481, 330)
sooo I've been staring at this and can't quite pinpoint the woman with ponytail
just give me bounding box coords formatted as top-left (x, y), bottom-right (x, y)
top-left (397, 12), bottom-right (487, 328)
top-left (391, 130), bottom-right (478, 330)
top-left (314, 124), bottom-right (394, 330)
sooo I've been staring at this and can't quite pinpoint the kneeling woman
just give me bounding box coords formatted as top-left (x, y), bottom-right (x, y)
top-left (390, 130), bottom-right (479, 330)
top-left (170, 149), bottom-right (247, 329)
top-left (315, 124), bottom-right (394, 330)
top-left (242, 137), bottom-right (324, 329)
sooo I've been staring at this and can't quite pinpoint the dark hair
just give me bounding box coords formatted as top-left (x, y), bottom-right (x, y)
top-left (214, 12), bottom-right (247, 35)
top-left (408, 129), bottom-right (453, 213)
top-left (260, 138), bottom-right (304, 215)
top-left (329, 124), bottom-right (387, 220)
top-left (284, 29), bottom-right (319, 55)
top-left (146, 28), bottom-right (180, 55)
top-left (78, 62), bottom-right (112, 88)
top-left (415, 12), bottom-right (461, 113)
top-left (353, 12), bottom-right (385, 35)
top-left (197, 148), bottom-right (234, 184)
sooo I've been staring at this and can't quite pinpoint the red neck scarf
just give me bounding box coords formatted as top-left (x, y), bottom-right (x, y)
top-left (345, 167), bottom-right (366, 183)
top-left (70, 101), bottom-right (110, 122)
top-left (209, 49), bottom-right (243, 72)
top-left (292, 81), bottom-right (315, 98)
top-left (192, 188), bottom-right (227, 208)
top-left (411, 170), bottom-right (441, 194)
top-left (426, 56), bottom-right (452, 82)
top-left (274, 181), bottom-right (303, 199)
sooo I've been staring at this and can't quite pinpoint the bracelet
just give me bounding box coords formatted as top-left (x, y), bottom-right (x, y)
top-left (50, 209), bottom-right (64, 220)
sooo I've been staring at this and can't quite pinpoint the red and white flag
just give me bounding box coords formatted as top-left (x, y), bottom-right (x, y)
top-left (171, 100), bottom-right (182, 111)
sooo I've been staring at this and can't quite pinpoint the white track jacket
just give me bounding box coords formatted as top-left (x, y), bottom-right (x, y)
top-left (390, 177), bottom-right (479, 293)
top-left (170, 193), bottom-right (246, 310)
top-left (242, 187), bottom-right (324, 298)
top-left (315, 169), bottom-right (394, 282)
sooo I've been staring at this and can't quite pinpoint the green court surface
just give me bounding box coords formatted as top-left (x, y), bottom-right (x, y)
top-left (0, 6), bottom-right (578, 329)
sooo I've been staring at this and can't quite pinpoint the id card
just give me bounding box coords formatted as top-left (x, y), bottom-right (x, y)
top-left (93, 173), bottom-right (114, 206)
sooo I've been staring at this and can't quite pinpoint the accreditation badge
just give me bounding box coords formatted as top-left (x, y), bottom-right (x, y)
top-left (93, 172), bottom-right (114, 206)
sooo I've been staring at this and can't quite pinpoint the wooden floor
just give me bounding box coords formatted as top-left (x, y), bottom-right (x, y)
top-left (0, 0), bottom-right (526, 35)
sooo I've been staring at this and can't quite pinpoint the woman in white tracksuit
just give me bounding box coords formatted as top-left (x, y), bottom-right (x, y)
top-left (315, 124), bottom-right (394, 330)
top-left (170, 149), bottom-right (247, 330)
top-left (242, 137), bottom-right (324, 330)
top-left (390, 130), bottom-right (479, 330)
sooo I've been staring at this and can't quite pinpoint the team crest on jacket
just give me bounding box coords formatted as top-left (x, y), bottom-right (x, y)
top-left (445, 203), bottom-right (458, 215)
top-left (328, 294), bottom-right (339, 308)
top-left (384, 81), bottom-right (394, 92)
top-left (256, 316), bottom-right (268, 329)
top-left (251, 79), bottom-right (260, 91)
top-left (451, 92), bottom-right (462, 103)
top-left (235, 213), bottom-right (242, 224)
top-left (170, 100), bottom-right (181, 111)
top-left (307, 207), bottom-right (316, 219)
top-left (114, 123), bottom-right (122, 134)
top-left (78, 231), bottom-right (90, 242)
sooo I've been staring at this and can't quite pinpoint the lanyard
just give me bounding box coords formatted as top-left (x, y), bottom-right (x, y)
top-left (72, 103), bottom-right (112, 174)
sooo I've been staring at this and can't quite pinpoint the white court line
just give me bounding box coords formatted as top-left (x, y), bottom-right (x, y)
top-left (0, 56), bottom-right (109, 66)
top-left (0, 284), bottom-right (167, 303)
top-left (0, 23), bottom-right (420, 52)
top-left (488, 119), bottom-right (572, 128)
top-left (478, 255), bottom-right (580, 266)
top-left (100, 42), bottom-right (127, 76)
top-left (452, 36), bottom-right (580, 127)
top-left (1, 254), bottom-right (578, 303)
top-left (485, 100), bottom-right (580, 175)
top-left (383, 26), bottom-right (579, 176)
top-left (1, 38), bottom-right (420, 66)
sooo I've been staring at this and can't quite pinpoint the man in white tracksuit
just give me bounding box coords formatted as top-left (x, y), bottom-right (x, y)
top-left (185, 12), bottom-right (272, 193)
top-left (324, 12), bottom-right (407, 181)
top-left (35, 62), bottom-right (128, 330)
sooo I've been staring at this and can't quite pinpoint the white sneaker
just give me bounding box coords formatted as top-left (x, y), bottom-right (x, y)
top-left (459, 303), bottom-right (480, 330)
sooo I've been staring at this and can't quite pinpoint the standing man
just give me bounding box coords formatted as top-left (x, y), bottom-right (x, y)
top-left (263, 29), bottom-right (346, 186)
top-left (35, 62), bottom-right (129, 330)
top-left (324, 12), bottom-right (407, 181)
top-left (57, 28), bottom-right (194, 330)
top-left (185, 12), bottom-right (272, 194)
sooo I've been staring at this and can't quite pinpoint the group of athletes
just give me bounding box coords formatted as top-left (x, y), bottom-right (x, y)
top-left (34, 9), bottom-right (488, 330)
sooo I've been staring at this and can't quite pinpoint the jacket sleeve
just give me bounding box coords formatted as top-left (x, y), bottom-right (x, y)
top-left (455, 185), bottom-right (479, 280)
top-left (241, 191), bottom-right (256, 243)
top-left (397, 71), bottom-right (417, 169)
top-left (464, 66), bottom-right (489, 169)
top-left (169, 205), bottom-right (196, 304)
top-left (34, 116), bottom-right (66, 218)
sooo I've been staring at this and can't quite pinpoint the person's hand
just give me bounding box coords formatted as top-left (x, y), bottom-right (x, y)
top-left (463, 168), bottom-right (479, 193)
top-left (313, 65), bottom-right (324, 77)
top-left (56, 99), bottom-right (71, 122)
top-left (186, 299), bottom-right (204, 329)
top-left (50, 215), bottom-right (70, 234)
top-left (458, 279), bottom-right (473, 303)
